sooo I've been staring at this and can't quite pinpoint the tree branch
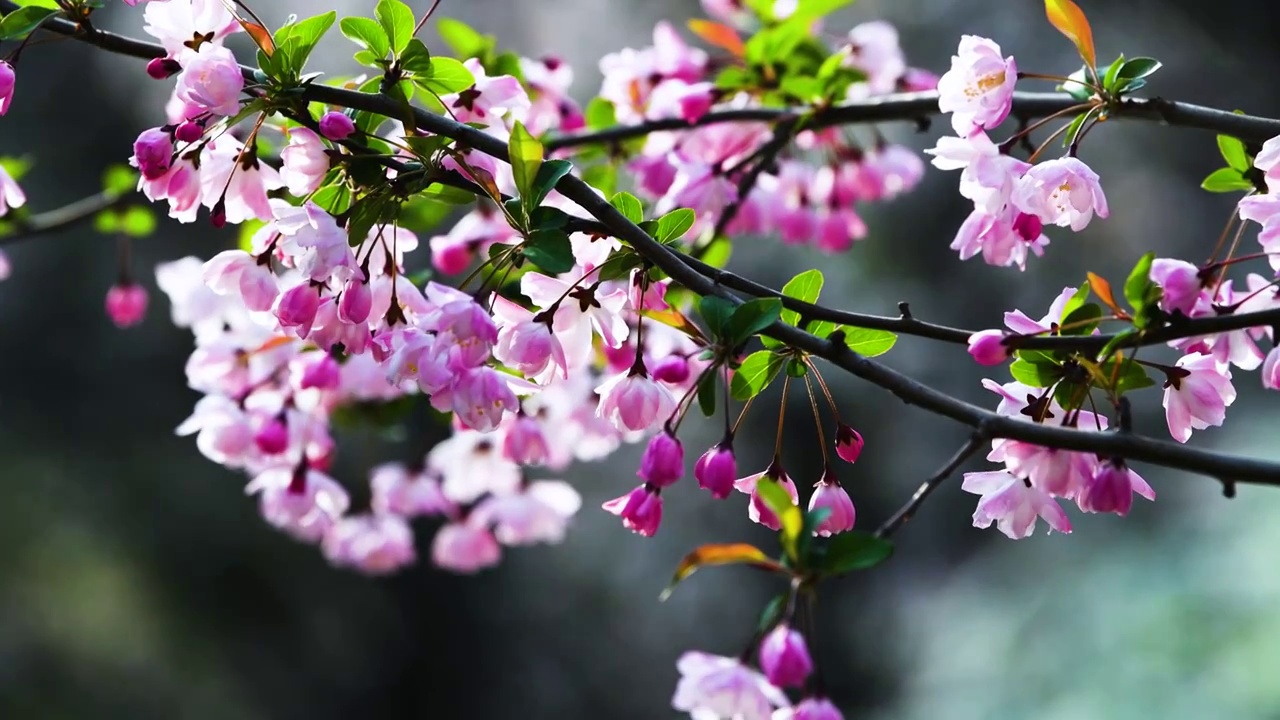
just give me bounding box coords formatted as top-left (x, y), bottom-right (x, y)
top-left (23, 4), bottom-right (1280, 488)
top-left (0, 190), bottom-right (127, 246)
top-left (874, 431), bottom-right (988, 538)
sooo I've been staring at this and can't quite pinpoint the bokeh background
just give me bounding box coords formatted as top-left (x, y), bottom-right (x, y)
top-left (3, 0), bottom-right (1280, 718)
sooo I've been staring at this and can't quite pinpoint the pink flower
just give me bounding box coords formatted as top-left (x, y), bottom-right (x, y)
top-left (280, 127), bottom-right (329, 196)
top-left (967, 329), bottom-right (1009, 366)
top-left (299, 354), bottom-right (341, 390)
top-left (672, 651), bottom-right (789, 720)
top-left (808, 476), bottom-right (855, 536)
top-left (936, 36), bottom-right (1017, 135)
top-left (834, 423), bottom-right (864, 463)
top-left (338, 278), bottom-right (372, 325)
top-left (472, 480), bottom-right (581, 545)
top-left (962, 470), bottom-right (1071, 539)
top-left (442, 58), bottom-right (529, 126)
top-left (595, 371), bottom-right (676, 433)
top-left (847, 21), bottom-right (906, 95)
top-left (1012, 157), bottom-right (1109, 232)
top-left (0, 61), bottom-right (14, 115)
top-left (638, 431), bottom-right (684, 487)
top-left (273, 202), bottom-right (357, 284)
top-left (143, 0), bottom-right (240, 61)
top-left (602, 484), bottom-right (663, 537)
top-left (1150, 258), bottom-right (1203, 316)
top-left (735, 465), bottom-right (800, 530)
top-left (245, 467), bottom-right (351, 543)
top-left (431, 520), bottom-right (502, 573)
top-left (1078, 460), bottom-right (1154, 516)
top-left (695, 443), bottom-right (737, 499)
top-left (445, 367), bottom-right (519, 432)
top-left (1264, 347), bottom-right (1280, 390)
top-left (105, 283), bottom-right (149, 328)
top-left (199, 140), bottom-right (283, 224)
top-left (370, 463), bottom-right (454, 517)
top-left (927, 132), bottom-right (1030, 213)
top-left (997, 441), bottom-right (1100, 500)
top-left (950, 207), bottom-right (1048, 270)
top-left (651, 355), bottom-right (691, 384)
top-left (175, 43), bottom-right (244, 117)
top-left (274, 282), bottom-right (322, 337)
top-left (1162, 352), bottom-right (1236, 443)
top-left (322, 514), bottom-right (416, 575)
top-left (132, 128), bottom-right (173, 180)
top-left (1254, 134), bottom-right (1280, 192)
top-left (318, 111), bottom-right (355, 141)
top-left (781, 697), bottom-right (844, 720)
top-left (0, 162), bottom-right (26, 216)
top-left (201, 249), bottom-right (279, 312)
top-left (502, 413), bottom-right (551, 465)
top-left (759, 623), bottom-right (813, 688)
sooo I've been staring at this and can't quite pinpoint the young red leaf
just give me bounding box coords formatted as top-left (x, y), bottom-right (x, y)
top-left (220, 0), bottom-right (275, 56)
top-left (688, 19), bottom-right (745, 58)
top-left (659, 543), bottom-right (786, 600)
top-left (1045, 0), bottom-right (1096, 69)
top-left (1086, 271), bottom-right (1130, 320)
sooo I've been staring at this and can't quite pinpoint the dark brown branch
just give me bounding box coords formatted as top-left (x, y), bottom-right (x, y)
top-left (874, 431), bottom-right (988, 538)
top-left (711, 116), bottom-right (801, 240)
top-left (0, 190), bottom-right (127, 246)
top-left (22, 4), bottom-right (1280, 488)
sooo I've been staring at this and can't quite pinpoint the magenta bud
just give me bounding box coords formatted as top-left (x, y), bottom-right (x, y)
top-left (133, 127), bottom-right (174, 181)
top-left (694, 442), bottom-right (736, 499)
top-left (254, 418), bottom-right (290, 454)
top-left (318, 111), bottom-right (356, 141)
top-left (105, 283), bottom-right (148, 328)
top-left (651, 355), bottom-right (691, 384)
top-left (759, 623), bottom-right (813, 688)
top-left (834, 423), bottom-right (863, 464)
top-left (146, 57), bottom-right (182, 80)
top-left (637, 431), bottom-right (684, 488)
top-left (175, 121), bottom-right (203, 143)
top-left (966, 329), bottom-right (1009, 366)
top-left (300, 354), bottom-right (342, 390)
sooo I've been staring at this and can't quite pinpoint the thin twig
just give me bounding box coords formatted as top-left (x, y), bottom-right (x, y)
top-left (874, 432), bottom-right (988, 538)
top-left (0, 190), bottom-right (128, 246)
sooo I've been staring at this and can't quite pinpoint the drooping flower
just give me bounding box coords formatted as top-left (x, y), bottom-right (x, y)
top-left (672, 652), bottom-right (789, 720)
top-left (809, 472), bottom-right (855, 536)
top-left (1077, 460), bottom-right (1155, 516)
top-left (1149, 258), bottom-right (1204, 316)
top-left (695, 442), bottom-right (737, 499)
top-left (962, 470), bottom-right (1071, 539)
top-left (244, 467), bottom-right (351, 543)
top-left (1162, 352), bottom-right (1236, 443)
top-left (431, 520), bottom-right (502, 573)
top-left (105, 283), bottom-right (149, 328)
top-left (0, 61), bottom-right (14, 115)
top-left (0, 161), bottom-right (26, 216)
top-left (602, 483), bottom-right (663, 536)
top-left (638, 431), bottom-right (684, 487)
top-left (759, 623), bottom-right (813, 688)
top-left (322, 514), bottom-right (416, 574)
top-left (834, 423), bottom-right (864, 463)
top-left (595, 371), bottom-right (676, 434)
top-left (735, 464), bottom-right (800, 530)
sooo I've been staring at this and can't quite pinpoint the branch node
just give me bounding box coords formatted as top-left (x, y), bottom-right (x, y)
top-left (1221, 479), bottom-right (1237, 499)
top-left (897, 301), bottom-right (913, 321)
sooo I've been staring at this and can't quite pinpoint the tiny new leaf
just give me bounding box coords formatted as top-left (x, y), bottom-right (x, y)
top-left (1201, 168), bottom-right (1254, 193)
top-left (1086, 271), bottom-right (1129, 319)
top-left (659, 543), bottom-right (785, 601)
top-left (1218, 134), bottom-right (1249, 173)
top-left (1045, 0), bottom-right (1096, 68)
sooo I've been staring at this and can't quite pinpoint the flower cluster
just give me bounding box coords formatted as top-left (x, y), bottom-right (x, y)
top-left (928, 36), bottom-right (1108, 270)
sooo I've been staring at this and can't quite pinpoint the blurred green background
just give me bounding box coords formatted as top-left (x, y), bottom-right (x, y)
top-left (2, 0), bottom-right (1280, 718)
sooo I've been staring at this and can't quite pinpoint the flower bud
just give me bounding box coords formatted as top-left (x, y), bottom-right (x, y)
top-left (274, 282), bottom-right (321, 337)
top-left (254, 417), bottom-right (290, 454)
top-left (638, 431), bottom-right (684, 488)
top-left (145, 57), bottom-right (181, 80)
top-left (299, 354), bottom-right (342, 390)
top-left (132, 128), bottom-right (174, 181)
top-left (175, 121), bottom-right (204, 143)
top-left (319, 111), bottom-right (356, 141)
top-left (338, 278), bottom-right (373, 324)
top-left (759, 623), bottom-right (813, 688)
top-left (834, 423), bottom-right (863, 463)
top-left (791, 697), bottom-right (844, 720)
top-left (105, 283), bottom-right (148, 328)
top-left (694, 443), bottom-right (736, 499)
top-left (966, 329), bottom-right (1009, 366)
top-left (0, 61), bottom-right (14, 116)
top-left (651, 355), bottom-right (691, 384)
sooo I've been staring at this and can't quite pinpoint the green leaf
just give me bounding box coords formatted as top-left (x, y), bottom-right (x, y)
top-left (814, 531), bottom-right (894, 576)
top-left (1124, 251), bottom-right (1157, 323)
top-left (0, 5), bottom-right (58, 41)
top-left (839, 327), bottom-right (897, 357)
top-left (1059, 65), bottom-right (1096, 101)
top-left (756, 594), bottom-right (788, 634)
top-left (584, 97), bottom-right (616, 129)
top-left (1062, 110), bottom-right (1089, 148)
top-left (1218, 134), bottom-right (1250, 173)
top-left (119, 206), bottom-right (157, 237)
top-left (1059, 282), bottom-right (1092, 322)
top-left (397, 38), bottom-right (433, 74)
top-left (1117, 56), bottom-right (1162, 81)
top-left (528, 159), bottom-right (572, 209)
top-left (658, 543), bottom-right (785, 602)
top-left (416, 56), bottom-right (476, 95)
top-left (697, 371), bottom-right (718, 417)
top-left (1102, 53), bottom-right (1124, 93)
top-left (101, 165), bottom-right (137, 197)
top-left (422, 183), bottom-right (477, 205)
top-left (756, 478), bottom-right (802, 562)
top-left (1010, 358), bottom-right (1065, 387)
top-left (582, 163), bottom-right (616, 196)
top-left (609, 191), bottom-right (644, 224)
top-left (698, 296), bottom-right (736, 339)
top-left (1201, 167), bottom-right (1254, 193)
top-left (311, 183), bottom-right (352, 215)
top-left (522, 229), bottom-right (574, 273)
top-left (655, 208), bottom-right (696, 243)
top-left (779, 269), bottom-right (823, 326)
top-left (435, 17), bottom-right (491, 60)
top-left (730, 350), bottom-right (785, 401)
top-left (1060, 302), bottom-right (1103, 335)
top-left (273, 11), bottom-right (336, 77)
top-left (1096, 328), bottom-right (1138, 362)
top-left (375, 0), bottom-right (415, 55)
top-left (340, 16), bottom-right (390, 61)
top-left (1100, 358), bottom-right (1155, 394)
top-left (788, 0), bottom-right (853, 23)
top-left (725, 298), bottom-right (783, 346)
top-left (508, 121), bottom-right (543, 217)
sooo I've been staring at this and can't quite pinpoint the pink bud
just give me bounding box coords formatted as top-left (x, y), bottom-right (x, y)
top-left (502, 414), bottom-right (550, 465)
top-left (0, 61), bottom-right (14, 116)
top-left (791, 697), bottom-right (844, 720)
top-left (146, 57), bottom-right (181, 80)
top-left (132, 128), bottom-right (174, 181)
top-left (967, 329), bottom-right (1009, 366)
top-left (338, 278), bottom-right (373, 324)
top-left (1264, 347), bottom-right (1280, 390)
top-left (105, 283), bottom-right (148, 328)
top-left (638, 431), bottom-right (684, 488)
top-left (694, 443), bottom-right (736, 499)
top-left (211, 198), bottom-right (227, 228)
top-left (759, 623), bottom-right (813, 688)
top-left (319, 111), bottom-right (356, 141)
top-left (175, 121), bottom-right (203, 143)
top-left (834, 423), bottom-right (864, 463)
top-left (254, 417), bottom-right (290, 454)
top-left (299, 354), bottom-right (341, 390)
top-left (808, 477), bottom-right (855, 536)
top-left (432, 241), bottom-right (472, 275)
top-left (602, 484), bottom-right (662, 537)
top-left (899, 67), bottom-right (940, 92)
top-left (274, 282), bottom-right (321, 337)
top-left (651, 355), bottom-right (691, 384)
top-left (1150, 258), bottom-right (1203, 316)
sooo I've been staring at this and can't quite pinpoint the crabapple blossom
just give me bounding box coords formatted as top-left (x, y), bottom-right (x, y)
top-left (809, 474), bottom-right (855, 536)
top-left (967, 329), bottom-right (1010, 366)
top-left (1012, 157), bottom-right (1109, 231)
top-left (0, 60), bottom-right (14, 115)
top-left (0, 161), bottom-right (25, 216)
top-left (1078, 460), bottom-right (1155, 516)
top-left (279, 128), bottom-right (329, 196)
top-left (596, 370), bottom-right (676, 434)
top-left (936, 36), bottom-right (1017, 135)
top-left (244, 467), bottom-right (351, 543)
top-left (759, 624), bottom-right (813, 688)
top-left (132, 128), bottom-right (173, 180)
top-left (672, 652), bottom-right (789, 720)
top-left (472, 480), bottom-right (581, 545)
top-left (780, 697), bottom-right (845, 720)
top-left (105, 283), bottom-right (149, 328)
top-left (1162, 352), bottom-right (1237, 442)
top-left (1149, 258), bottom-right (1204, 316)
top-left (695, 443), bottom-right (737, 499)
top-left (318, 111), bottom-right (355, 141)
top-left (431, 520), bottom-right (502, 573)
top-left (638, 431), bottom-right (684, 487)
top-left (602, 483), bottom-right (663, 537)
top-left (322, 514), bottom-right (417, 575)
top-left (736, 466), bottom-right (800, 530)
top-left (143, 0), bottom-right (240, 61)
top-left (175, 43), bottom-right (244, 117)
top-left (834, 423), bottom-right (864, 463)
top-left (962, 470), bottom-right (1071, 539)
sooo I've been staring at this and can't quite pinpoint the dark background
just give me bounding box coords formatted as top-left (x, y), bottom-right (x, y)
top-left (3, 1), bottom-right (1280, 718)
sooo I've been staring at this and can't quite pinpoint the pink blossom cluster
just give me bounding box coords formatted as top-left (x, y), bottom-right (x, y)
top-left (598, 17), bottom-right (933, 250)
top-left (928, 36), bottom-right (1108, 270)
